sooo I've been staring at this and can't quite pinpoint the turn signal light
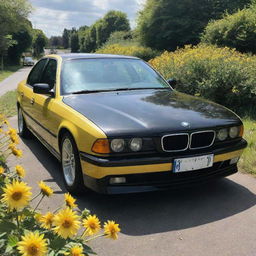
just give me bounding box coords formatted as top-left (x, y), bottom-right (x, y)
top-left (92, 139), bottom-right (110, 154)
top-left (239, 125), bottom-right (244, 137)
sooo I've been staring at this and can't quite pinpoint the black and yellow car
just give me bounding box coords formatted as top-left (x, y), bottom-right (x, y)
top-left (17, 54), bottom-right (247, 194)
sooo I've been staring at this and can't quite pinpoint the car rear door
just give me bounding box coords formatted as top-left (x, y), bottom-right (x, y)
top-left (21, 58), bottom-right (48, 130)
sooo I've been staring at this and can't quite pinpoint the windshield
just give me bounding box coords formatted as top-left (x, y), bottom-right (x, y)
top-left (25, 57), bottom-right (33, 61)
top-left (61, 58), bottom-right (170, 94)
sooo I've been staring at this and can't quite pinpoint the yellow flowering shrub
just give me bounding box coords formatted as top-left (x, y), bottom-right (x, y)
top-left (96, 43), bottom-right (159, 61)
top-left (149, 44), bottom-right (256, 116)
top-left (0, 116), bottom-right (121, 256)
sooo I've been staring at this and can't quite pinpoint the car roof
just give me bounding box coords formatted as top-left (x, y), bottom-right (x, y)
top-left (47, 53), bottom-right (140, 60)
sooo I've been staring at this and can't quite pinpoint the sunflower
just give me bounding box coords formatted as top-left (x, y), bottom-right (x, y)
top-left (53, 208), bottom-right (80, 238)
top-left (104, 220), bottom-right (121, 240)
top-left (17, 231), bottom-right (47, 256)
top-left (64, 193), bottom-right (77, 208)
top-left (38, 181), bottom-right (53, 197)
top-left (10, 146), bottom-right (23, 157)
top-left (15, 165), bottom-right (26, 178)
top-left (10, 134), bottom-right (20, 144)
top-left (82, 215), bottom-right (101, 236)
top-left (67, 246), bottom-right (85, 256)
top-left (39, 212), bottom-right (55, 229)
top-left (0, 166), bottom-right (4, 175)
top-left (1, 180), bottom-right (32, 210)
top-left (7, 127), bottom-right (17, 136)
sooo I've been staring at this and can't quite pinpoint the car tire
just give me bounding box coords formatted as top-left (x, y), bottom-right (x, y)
top-left (61, 132), bottom-right (86, 194)
top-left (17, 107), bottom-right (32, 139)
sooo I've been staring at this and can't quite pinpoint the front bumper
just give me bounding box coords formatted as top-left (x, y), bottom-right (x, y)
top-left (80, 139), bottom-right (247, 194)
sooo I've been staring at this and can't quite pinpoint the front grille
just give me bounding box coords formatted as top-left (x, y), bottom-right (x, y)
top-left (162, 134), bottom-right (189, 152)
top-left (190, 131), bottom-right (215, 149)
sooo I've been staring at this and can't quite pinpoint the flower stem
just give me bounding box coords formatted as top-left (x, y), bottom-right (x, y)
top-left (33, 195), bottom-right (45, 212)
top-left (84, 234), bottom-right (105, 242)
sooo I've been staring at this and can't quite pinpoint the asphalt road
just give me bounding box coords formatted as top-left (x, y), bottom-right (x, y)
top-left (2, 69), bottom-right (256, 256)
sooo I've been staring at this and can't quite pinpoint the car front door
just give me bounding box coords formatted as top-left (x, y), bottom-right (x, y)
top-left (32, 58), bottom-right (58, 144)
top-left (21, 58), bottom-right (48, 130)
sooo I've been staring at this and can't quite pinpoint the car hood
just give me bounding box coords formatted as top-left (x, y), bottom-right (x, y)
top-left (63, 89), bottom-right (241, 137)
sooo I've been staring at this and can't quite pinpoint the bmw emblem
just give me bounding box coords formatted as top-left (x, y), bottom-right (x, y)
top-left (181, 122), bottom-right (190, 128)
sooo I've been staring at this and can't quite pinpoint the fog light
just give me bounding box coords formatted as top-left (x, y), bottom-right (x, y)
top-left (230, 157), bottom-right (240, 165)
top-left (109, 177), bottom-right (126, 184)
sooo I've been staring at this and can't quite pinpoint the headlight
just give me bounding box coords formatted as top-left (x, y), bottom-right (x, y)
top-left (129, 138), bottom-right (142, 152)
top-left (217, 129), bottom-right (228, 141)
top-left (110, 139), bottom-right (125, 152)
top-left (229, 126), bottom-right (239, 139)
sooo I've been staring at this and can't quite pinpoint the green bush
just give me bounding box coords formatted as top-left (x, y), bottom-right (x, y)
top-left (201, 6), bottom-right (256, 53)
top-left (96, 43), bottom-right (160, 61)
top-left (149, 44), bottom-right (256, 117)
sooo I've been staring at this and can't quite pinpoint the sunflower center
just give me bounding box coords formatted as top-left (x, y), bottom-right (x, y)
top-left (90, 223), bottom-right (96, 229)
top-left (62, 220), bottom-right (72, 228)
top-left (11, 191), bottom-right (22, 201)
top-left (28, 244), bottom-right (39, 256)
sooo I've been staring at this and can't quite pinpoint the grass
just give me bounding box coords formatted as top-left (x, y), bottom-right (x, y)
top-left (0, 65), bottom-right (21, 82)
top-left (0, 89), bottom-right (254, 176)
top-left (238, 119), bottom-right (256, 176)
top-left (0, 90), bottom-right (17, 117)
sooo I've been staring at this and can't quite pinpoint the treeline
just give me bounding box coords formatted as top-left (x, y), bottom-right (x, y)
top-left (0, 0), bottom-right (48, 69)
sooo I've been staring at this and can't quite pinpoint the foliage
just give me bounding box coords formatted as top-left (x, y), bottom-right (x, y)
top-left (7, 20), bottom-right (33, 65)
top-left (149, 44), bottom-right (256, 116)
top-left (49, 36), bottom-right (63, 48)
top-left (0, 91), bottom-right (17, 117)
top-left (201, 5), bottom-right (256, 53)
top-left (0, 0), bottom-right (32, 69)
top-left (32, 29), bottom-right (48, 58)
top-left (0, 117), bottom-right (121, 255)
top-left (96, 43), bottom-right (159, 61)
top-left (62, 29), bottom-right (70, 49)
top-left (103, 30), bottom-right (138, 47)
top-left (70, 29), bottom-right (79, 53)
top-left (80, 10), bottom-right (130, 52)
top-left (238, 119), bottom-right (256, 176)
top-left (137, 0), bottom-right (251, 51)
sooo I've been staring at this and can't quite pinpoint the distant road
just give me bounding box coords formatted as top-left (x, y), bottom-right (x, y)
top-left (0, 67), bottom-right (32, 96)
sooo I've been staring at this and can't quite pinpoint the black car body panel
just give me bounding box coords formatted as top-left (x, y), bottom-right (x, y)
top-left (63, 89), bottom-right (242, 137)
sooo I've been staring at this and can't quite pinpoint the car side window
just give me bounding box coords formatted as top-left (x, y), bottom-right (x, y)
top-left (41, 59), bottom-right (57, 89)
top-left (27, 59), bottom-right (48, 86)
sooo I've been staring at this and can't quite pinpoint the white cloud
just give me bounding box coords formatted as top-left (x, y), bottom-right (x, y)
top-left (29, 0), bottom-right (146, 37)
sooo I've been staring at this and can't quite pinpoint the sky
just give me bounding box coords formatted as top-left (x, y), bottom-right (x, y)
top-left (28, 0), bottom-right (146, 37)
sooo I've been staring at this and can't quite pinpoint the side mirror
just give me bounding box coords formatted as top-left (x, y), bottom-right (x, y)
top-left (167, 78), bottom-right (177, 89)
top-left (33, 83), bottom-right (53, 96)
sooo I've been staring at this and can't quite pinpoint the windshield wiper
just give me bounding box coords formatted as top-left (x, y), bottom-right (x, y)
top-left (71, 87), bottom-right (171, 95)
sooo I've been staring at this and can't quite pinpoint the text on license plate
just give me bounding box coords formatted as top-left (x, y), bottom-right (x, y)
top-left (173, 154), bottom-right (214, 173)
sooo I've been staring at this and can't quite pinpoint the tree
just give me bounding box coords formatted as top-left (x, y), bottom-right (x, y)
top-left (7, 19), bottom-right (33, 65)
top-left (80, 10), bottom-right (130, 52)
top-left (137, 0), bottom-right (251, 51)
top-left (201, 5), bottom-right (256, 53)
top-left (0, 0), bottom-right (32, 69)
top-left (49, 36), bottom-right (63, 48)
top-left (62, 29), bottom-right (70, 49)
top-left (32, 29), bottom-right (48, 58)
top-left (70, 29), bottom-right (79, 53)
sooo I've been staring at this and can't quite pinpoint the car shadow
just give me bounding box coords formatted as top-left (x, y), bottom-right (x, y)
top-left (22, 136), bottom-right (256, 236)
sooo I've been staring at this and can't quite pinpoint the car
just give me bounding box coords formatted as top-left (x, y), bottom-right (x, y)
top-left (23, 57), bottom-right (34, 66)
top-left (17, 54), bottom-right (247, 194)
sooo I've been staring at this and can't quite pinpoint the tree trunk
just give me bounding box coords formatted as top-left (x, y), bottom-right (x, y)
top-left (0, 54), bottom-right (3, 71)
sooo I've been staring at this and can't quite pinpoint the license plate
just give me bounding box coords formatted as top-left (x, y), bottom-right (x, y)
top-left (173, 154), bottom-right (214, 173)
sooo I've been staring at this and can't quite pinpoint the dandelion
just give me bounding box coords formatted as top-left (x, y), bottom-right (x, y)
top-left (38, 181), bottom-right (53, 197)
top-left (1, 180), bottom-right (32, 210)
top-left (17, 232), bottom-right (47, 256)
top-left (53, 208), bottom-right (80, 239)
top-left (15, 165), bottom-right (26, 178)
top-left (82, 215), bottom-right (101, 236)
top-left (104, 220), bottom-right (120, 240)
top-left (39, 212), bottom-right (54, 229)
top-left (64, 193), bottom-right (77, 208)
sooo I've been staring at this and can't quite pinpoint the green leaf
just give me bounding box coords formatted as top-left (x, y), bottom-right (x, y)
top-left (83, 244), bottom-right (97, 255)
top-left (0, 221), bottom-right (16, 233)
top-left (7, 234), bottom-right (19, 247)
top-left (50, 236), bottom-right (66, 250)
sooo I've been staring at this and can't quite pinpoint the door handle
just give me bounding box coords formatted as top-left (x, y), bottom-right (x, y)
top-left (20, 92), bottom-right (24, 97)
top-left (30, 98), bottom-right (35, 105)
